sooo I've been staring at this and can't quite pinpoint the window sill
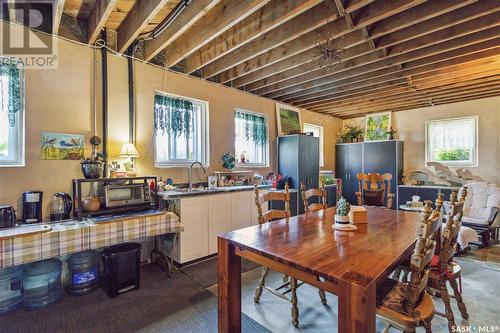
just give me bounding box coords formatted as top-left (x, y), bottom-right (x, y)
top-left (235, 164), bottom-right (269, 168)
top-left (156, 162), bottom-right (209, 168)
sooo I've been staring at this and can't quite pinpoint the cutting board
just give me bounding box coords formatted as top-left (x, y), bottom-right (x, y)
top-left (0, 224), bottom-right (52, 240)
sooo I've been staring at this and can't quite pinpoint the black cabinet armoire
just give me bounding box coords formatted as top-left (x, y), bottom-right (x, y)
top-left (278, 135), bottom-right (320, 214)
top-left (335, 140), bottom-right (403, 209)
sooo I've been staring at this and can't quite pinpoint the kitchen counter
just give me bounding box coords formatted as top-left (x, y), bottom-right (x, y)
top-left (157, 184), bottom-right (299, 199)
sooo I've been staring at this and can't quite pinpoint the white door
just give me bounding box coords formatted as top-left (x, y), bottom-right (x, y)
top-left (208, 193), bottom-right (232, 255)
top-left (177, 196), bottom-right (209, 263)
top-left (231, 191), bottom-right (253, 231)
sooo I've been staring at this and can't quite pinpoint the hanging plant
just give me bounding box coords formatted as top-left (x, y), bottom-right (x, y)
top-left (154, 94), bottom-right (194, 138)
top-left (0, 62), bottom-right (22, 127)
top-left (235, 111), bottom-right (267, 146)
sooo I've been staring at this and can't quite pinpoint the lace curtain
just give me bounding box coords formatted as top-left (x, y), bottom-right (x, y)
top-left (235, 110), bottom-right (267, 146)
top-left (154, 94), bottom-right (194, 139)
top-left (0, 63), bottom-right (22, 127)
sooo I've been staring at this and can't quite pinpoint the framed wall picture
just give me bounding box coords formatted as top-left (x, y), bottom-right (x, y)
top-left (276, 103), bottom-right (302, 136)
top-left (365, 112), bottom-right (391, 141)
top-left (41, 132), bottom-right (84, 160)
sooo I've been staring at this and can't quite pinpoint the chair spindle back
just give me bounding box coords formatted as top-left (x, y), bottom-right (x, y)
top-left (254, 184), bottom-right (291, 224)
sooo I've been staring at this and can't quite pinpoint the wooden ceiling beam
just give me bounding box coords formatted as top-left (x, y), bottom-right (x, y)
top-left (303, 67), bottom-right (500, 109)
top-left (162, 0), bottom-right (272, 68)
top-left (182, 0), bottom-right (322, 74)
top-left (302, 65), bottom-right (500, 109)
top-left (117, 0), bottom-right (171, 53)
top-left (351, 0), bottom-right (426, 28)
top-left (317, 76), bottom-right (500, 113)
top-left (237, 10), bottom-right (499, 89)
top-left (87, 0), bottom-right (117, 45)
top-left (256, 27), bottom-right (500, 99)
top-left (53, 0), bottom-right (65, 35)
top-left (337, 91), bottom-right (500, 119)
top-left (143, 0), bottom-right (221, 61)
top-left (287, 52), bottom-right (500, 105)
top-left (245, 1), bottom-right (489, 93)
top-left (200, 1), bottom-right (340, 79)
top-left (222, 0), bottom-right (425, 86)
top-left (321, 87), bottom-right (500, 117)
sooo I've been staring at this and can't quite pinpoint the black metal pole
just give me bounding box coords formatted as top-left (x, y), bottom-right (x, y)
top-left (101, 29), bottom-right (108, 176)
top-left (127, 48), bottom-right (134, 143)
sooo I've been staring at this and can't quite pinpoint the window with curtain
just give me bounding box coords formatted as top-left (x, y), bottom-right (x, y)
top-left (154, 93), bottom-right (209, 166)
top-left (303, 123), bottom-right (324, 167)
top-left (0, 62), bottom-right (24, 167)
top-left (234, 109), bottom-right (268, 166)
top-left (426, 116), bottom-right (478, 166)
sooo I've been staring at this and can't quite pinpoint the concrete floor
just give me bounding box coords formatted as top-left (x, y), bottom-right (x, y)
top-left (208, 249), bottom-right (500, 332)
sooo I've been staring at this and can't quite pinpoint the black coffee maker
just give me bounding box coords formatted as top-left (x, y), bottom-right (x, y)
top-left (50, 192), bottom-right (72, 221)
top-left (22, 191), bottom-right (43, 223)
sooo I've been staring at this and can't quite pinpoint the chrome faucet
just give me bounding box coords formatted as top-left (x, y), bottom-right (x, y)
top-left (188, 161), bottom-right (206, 189)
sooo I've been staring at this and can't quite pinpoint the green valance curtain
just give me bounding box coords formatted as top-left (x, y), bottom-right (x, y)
top-left (0, 63), bottom-right (22, 127)
top-left (235, 110), bottom-right (267, 146)
top-left (154, 94), bottom-right (194, 138)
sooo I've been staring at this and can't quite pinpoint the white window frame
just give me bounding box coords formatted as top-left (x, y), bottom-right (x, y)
top-left (0, 71), bottom-right (25, 167)
top-left (154, 92), bottom-right (210, 168)
top-left (303, 122), bottom-right (324, 167)
top-left (425, 116), bottom-right (478, 167)
top-left (234, 108), bottom-right (269, 168)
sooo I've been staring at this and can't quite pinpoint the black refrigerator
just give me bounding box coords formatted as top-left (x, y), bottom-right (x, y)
top-left (278, 134), bottom-right (320, 214)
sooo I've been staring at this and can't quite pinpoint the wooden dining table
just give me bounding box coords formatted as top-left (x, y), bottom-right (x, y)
top-left (217, 206), bottom-right (421, 333)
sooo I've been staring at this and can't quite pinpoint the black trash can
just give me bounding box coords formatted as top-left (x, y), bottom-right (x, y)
top-left (67, 250), bottom-right (100, 295)
top-left (102, 242), bottom-right (142, 298)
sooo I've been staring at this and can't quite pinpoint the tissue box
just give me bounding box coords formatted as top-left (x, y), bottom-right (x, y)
top-left (349, 206), bottom-right (368, 224)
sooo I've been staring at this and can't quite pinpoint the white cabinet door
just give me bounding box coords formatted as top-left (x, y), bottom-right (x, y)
top-left (251, 189), bottom-right (268, 225)
top-left (176, 196), bottom-right (209, 263)
top-left (231, 191), bottom-right (253, 231)
top-left (208, 193), bottom-right (232, 255)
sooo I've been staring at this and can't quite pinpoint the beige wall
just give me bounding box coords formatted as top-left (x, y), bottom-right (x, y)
top-left (343, 96), bottom-right (500, 183)
top-left (0, 28), bottom-right (340, 217)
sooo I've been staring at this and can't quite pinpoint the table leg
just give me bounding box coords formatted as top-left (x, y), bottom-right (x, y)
top-left (338, 271), bottom-right (376, 333)
top-left (218, 237), bottom-right (241, 333)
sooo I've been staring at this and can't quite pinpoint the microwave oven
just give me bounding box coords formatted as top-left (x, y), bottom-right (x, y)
top-left (104, 183), bottom-right (152, 208)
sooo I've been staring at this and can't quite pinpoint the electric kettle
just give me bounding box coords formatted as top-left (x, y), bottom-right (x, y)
top-left (0, 205), bottom-right (17, 228)
top-left (50, 192), bottom-right (72, 221)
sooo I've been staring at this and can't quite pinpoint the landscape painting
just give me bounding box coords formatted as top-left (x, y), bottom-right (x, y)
top-left (365, 112), bottom-right (391, 141)
top-left (41, 132), bottom-right (84, 160)
top-left (276, 103), bottom-right (302, 136)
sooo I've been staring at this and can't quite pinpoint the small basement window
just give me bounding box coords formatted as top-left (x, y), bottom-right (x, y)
top-left (154, 92), bottom-right (209, 167)
top-left (425, 116), bottom-right (478, 167)
top-left (234, 109), bottom-right (268, 166)
top-left (0, 62), bottom-right (24, 167)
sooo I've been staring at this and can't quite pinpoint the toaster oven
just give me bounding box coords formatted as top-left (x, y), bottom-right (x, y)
top-left (104, 183), bottom-right (152, 208)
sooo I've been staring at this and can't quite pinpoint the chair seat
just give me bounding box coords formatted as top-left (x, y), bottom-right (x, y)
top-left (462, 215), bottom-right (490, 226)
top-left (377, 291), bottom-right (435, 327)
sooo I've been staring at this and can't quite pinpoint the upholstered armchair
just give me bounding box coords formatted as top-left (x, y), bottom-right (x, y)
top-left (356, 173), bottom-right (394, 209)
top-left (458, 182), bottom-right (500, 247)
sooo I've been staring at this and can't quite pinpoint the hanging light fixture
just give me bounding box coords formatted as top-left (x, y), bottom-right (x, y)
top-left (314, 33), bottom-right (346, 71)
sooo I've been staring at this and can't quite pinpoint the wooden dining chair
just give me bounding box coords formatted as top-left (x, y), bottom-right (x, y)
top-left (427, 189), bottom-right (469, 332)
top-left (253, 184), bottom-right (327, 327)
top-left (300, 181), bottom-right (327, 213)
top-left (377, 200), bottom-right (441, 333)
top-left (356, 172), bottom-right (394, 208)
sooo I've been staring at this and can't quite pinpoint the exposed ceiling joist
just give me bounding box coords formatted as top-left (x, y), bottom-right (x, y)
top-left (182, 0), bottom-right (323, 74)
top-left (87, 0), bottom-right (117, 45)
top-left (117, 0), bottom-right (171, 53)
top-left (162, 0), bottom-right (272, 68)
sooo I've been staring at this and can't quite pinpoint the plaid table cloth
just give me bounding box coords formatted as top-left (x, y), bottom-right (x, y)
top-left (0, 211), bottom-right (181, 269)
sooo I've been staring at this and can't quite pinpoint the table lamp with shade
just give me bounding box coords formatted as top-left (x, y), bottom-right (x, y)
top-left (118, 143), bottom-right (139, 177)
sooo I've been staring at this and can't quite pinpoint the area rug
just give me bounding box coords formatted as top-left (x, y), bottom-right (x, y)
top-left (456, 244), bottom-right (500, 272)
top-left (180, 256), bottom-right (260, 288)
top-left (0, 264), bottom-right (271, 333)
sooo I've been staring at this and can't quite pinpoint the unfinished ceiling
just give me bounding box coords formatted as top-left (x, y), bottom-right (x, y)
top-left (50, 0), bottom-right (500, 118)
